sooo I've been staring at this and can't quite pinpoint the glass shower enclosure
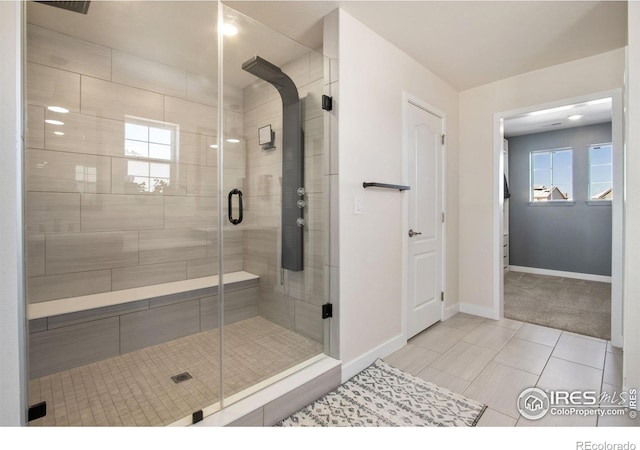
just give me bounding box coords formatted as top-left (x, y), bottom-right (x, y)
top-left (24, 0), bottom-right (330, 426)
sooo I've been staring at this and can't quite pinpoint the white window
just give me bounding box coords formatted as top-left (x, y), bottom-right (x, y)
top-left (530, 148), bottom-right (573, 202)
top-left (589, 143), bottom-right (613, 200)
top-left (124, 118), bottom-right (177, 193)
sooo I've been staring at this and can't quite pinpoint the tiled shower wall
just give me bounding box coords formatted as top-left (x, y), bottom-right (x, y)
top-left (241, 51), bottom-right (328, 343)
top-left (25, 24), bottom-right (245, 305)
top-left (25, 24), bottom-right (328, 379)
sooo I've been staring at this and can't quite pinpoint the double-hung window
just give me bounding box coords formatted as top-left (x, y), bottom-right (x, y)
top-left (530, 148), bottom-right (573, 202)
top-left (124, 118), bottom-right (177, 193)
top-left (589, 143), bottom-right (613, 200)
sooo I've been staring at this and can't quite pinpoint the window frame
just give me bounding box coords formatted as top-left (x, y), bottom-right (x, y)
top-left (588, 142), bottom-right (613, 202)
top-left (529, 147), bottom-right (574, 203)
top-left (123, 116), bottom-right (179, 194)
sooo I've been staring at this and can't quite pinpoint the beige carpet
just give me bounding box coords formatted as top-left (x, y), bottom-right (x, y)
top-left (504, 271), bottom-right (611, 340)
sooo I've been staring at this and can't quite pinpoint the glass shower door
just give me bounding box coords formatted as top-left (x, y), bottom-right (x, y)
top-left (24, 0), bottom-right (222, 426)
top-left (218, 4), bottom-right (330, 407)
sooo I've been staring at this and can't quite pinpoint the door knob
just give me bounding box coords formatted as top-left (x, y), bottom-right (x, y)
top-left (408, 229), bottom-right (422, 237)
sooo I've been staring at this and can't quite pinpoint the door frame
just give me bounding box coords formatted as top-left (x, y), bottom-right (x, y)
top-left (401, 92), bottom-right (446, 341)
top-left (492, 88), bottom-right (624, 347)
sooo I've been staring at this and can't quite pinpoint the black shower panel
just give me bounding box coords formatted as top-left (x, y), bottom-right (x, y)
top-left (242, 55), bottom-right (304, 271)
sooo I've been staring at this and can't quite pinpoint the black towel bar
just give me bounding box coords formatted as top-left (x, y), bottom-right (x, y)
top-left (362, 182), bottom-right (410, 191)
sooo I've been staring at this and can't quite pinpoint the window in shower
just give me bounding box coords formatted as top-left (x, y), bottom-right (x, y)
top-left (124, 118), bottom-right (177, 193)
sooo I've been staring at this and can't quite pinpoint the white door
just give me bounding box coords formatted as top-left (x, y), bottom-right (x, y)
top-left (406, 100), bottom-right (443, 338)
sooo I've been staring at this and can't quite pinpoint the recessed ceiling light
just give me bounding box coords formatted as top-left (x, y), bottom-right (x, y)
top-left (47, 106), bottom-right (69, 113)
top-left (209, 144), bottom-right (218, 149)
top-left (45, 119), bottom-right (64, 126)
top-left (222, 23), bottom-right (238, 36)
top-left (568, 115), bottom-right (583, 121)
top-left (226, 138), bottom-right (240, 143)
top-left (54, 131), bottom-right (65, 136)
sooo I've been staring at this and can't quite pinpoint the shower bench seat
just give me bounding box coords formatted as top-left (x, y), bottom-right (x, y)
top-left (28, 271), bottom-right (262, 378)
top-left (28, 270), bottom-right (259, 320)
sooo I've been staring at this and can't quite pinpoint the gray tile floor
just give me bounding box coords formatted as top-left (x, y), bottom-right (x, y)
top-left (28, 317), bottom-right (323, 426)
top-left (384, 313), bottom-right (637, 427)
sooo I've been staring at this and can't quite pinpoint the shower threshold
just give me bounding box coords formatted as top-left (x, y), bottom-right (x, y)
top-left (28, 316), bottom-right (323, 426)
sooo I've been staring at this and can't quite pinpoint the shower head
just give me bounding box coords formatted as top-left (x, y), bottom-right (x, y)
top-left (242, 56), bottom-right (284, 84)
top-left (36, 1), bottom-right (91, 14)
top-left (242, 55), bottom-right (299, 106)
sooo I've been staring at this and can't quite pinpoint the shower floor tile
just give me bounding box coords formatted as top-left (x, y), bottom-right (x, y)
top-left (28, 316), bottom-right (323, 427)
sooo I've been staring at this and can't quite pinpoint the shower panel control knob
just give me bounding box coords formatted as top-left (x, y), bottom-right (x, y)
top-left (297, 200), bottom-right (306, 208)
top-left (296, 218), bottom-right (306, 227)
top-left (297, 187), bottom-right (306, 197)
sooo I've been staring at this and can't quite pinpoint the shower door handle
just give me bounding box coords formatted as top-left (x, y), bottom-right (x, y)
top-left (228, 189), bottom-right (243, 225)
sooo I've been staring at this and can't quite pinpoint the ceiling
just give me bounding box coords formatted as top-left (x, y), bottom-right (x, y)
top-left (503, 97), bottom-right (612, 137)
top-left (27, 1), bottom-right (628, 92)
top-left (226, 0), bottom-right (628, 91)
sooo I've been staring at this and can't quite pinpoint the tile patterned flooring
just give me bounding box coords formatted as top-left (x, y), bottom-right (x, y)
top-left (28, 317), bottom-right (323, 426)
top-left (384, 313), bottom-right (637, 427)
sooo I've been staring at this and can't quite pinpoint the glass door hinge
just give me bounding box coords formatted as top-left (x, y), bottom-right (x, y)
top-left (322, 303), bottom-right (333, 319)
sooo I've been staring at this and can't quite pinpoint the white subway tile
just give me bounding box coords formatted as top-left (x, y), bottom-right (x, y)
top-left (26, 234), bottom-right (45, 278)
top-left (164, 196), bottom-right (216, 229)
top-left (112, 261), bottom-right (187, 291)
top-left (26, 148), bottom-right (111, 194)
top-left (80, 194), bottom-right (164, 231)
top-left (81, 76), bottom-right (164, 121)
top-left (27, 62), bottom-right (80, 112)
top-left (45, 231), bottom-right (139, 275)
top-left (246, 133), bottom-right (282, 169)
top-left (243, 79), bottom-right (279, 112)
top-left (112, 50), bottom-right (186, 98)
top-left (27, 270), bottom-right (112, 303)
top-left (27, 105), bottom-right (45, 150)
top-left (294, 300), bottom-right (323, 343)
top-left (165, 96), bottom-right (216, 135)
top-left (186, 164), bottom-right (217, 197)
top-left (178, 131), bottom-right (209, 166)
top-left (27, 24), bottom-right (111, 80)
top-left (44, 111), bottom-right (124, 157)
top-left (186, 72), bottom-right (217, 106)
top-left (27, 192), bottom-right (80, 234)
top-left (304, 154), bottom-right (325, 194)
top-left (139, 228), bottom-right (208, 265)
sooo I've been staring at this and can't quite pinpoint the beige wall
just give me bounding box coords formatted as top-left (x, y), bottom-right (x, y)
top-left (623, 1), bottom-right (640, 395)
top-left (458, 48), bottom-right (626, 316)
top-left (335, 9), bottom-right (460, 377)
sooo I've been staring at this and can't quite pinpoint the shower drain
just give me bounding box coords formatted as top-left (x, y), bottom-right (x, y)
top-left (171, 372), bottom-right (193, 384)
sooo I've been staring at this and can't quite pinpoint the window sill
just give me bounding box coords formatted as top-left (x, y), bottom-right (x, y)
top-left (586, 200), bottom-right (612, 206)
top-left (528, 201), bottom-right (576, 206)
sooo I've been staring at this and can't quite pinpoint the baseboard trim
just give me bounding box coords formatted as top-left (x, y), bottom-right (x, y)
top-left (340, 333), bottom-right (405, 382)
top-left (509, 266), bottom-right (612, 283)
top-left (443, 303), bottom-right (460, 320)
top-left (459, 303), bottom-right (496, 320)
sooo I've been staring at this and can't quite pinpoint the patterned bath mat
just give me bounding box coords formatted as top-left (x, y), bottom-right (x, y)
top-left (277, 359), bottom-right (487, 427)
